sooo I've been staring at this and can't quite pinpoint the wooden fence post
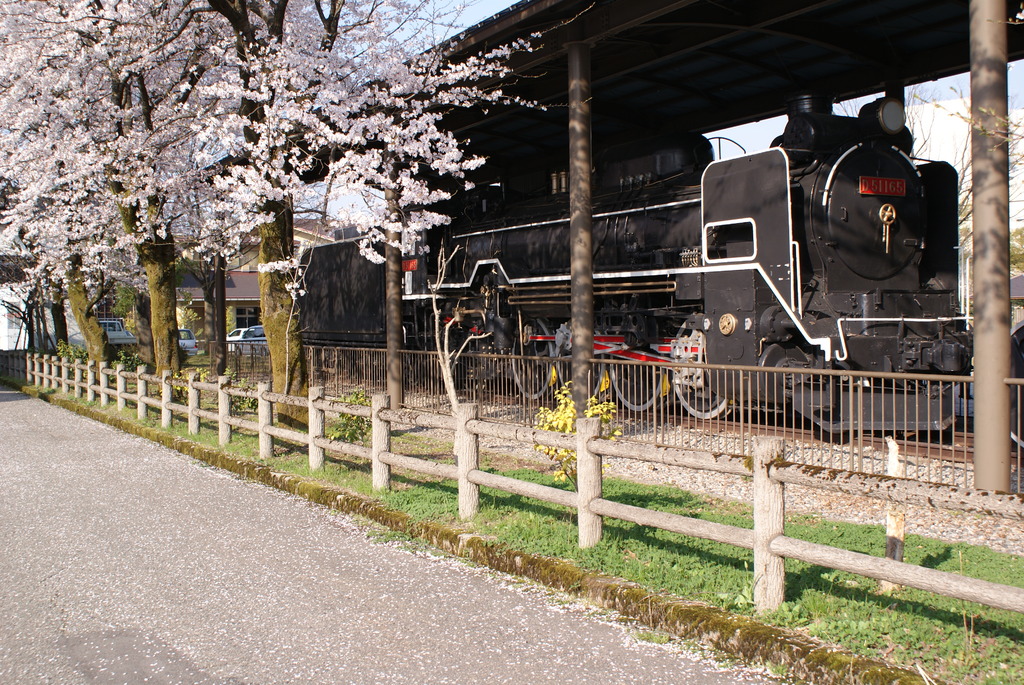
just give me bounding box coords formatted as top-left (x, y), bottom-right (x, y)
top-left (74, 362), bottom-right (83, 398)
top-left (753, 437), bottom-right (786, 613)
top-left (49, 355), bottom-right (58, 389)
top-left (218, 375), bottom-right (231, 446)
top-left (60, 357), bottom-right (69, 394)
top-left (456, 403), bottom-right (480, 520)
top-left (371, 393), bottom-right (391, 490)
top-left (880, 436), bottom-right (907, 593)
top-left (308, 386), bottom-right (325, 470)
top-left (188, 372), bottom-right (200, 435)
top-left (98, 362), bottom-right (110, 406)
top-left (84, 361), bottom-right (94, 402)
top-left (161, 370), bottom-right (172, 428)
top-left (136, 366), bottom-right (148, 420)
top-left (576, 417), bottom-right (603, 548)
top-left (115, 364), bottom-right (126, 410)
top-left (257, 382), bottom-right (272, 458)
top-left (26, 352), bottom-right (33, 384)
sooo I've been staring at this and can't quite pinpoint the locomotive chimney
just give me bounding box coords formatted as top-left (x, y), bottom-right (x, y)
top-left (786, 93), bottom-right (833, 117)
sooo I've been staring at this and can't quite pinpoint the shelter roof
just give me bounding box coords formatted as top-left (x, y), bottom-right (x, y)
top-left (445, 0), bottom-right (1024, 179)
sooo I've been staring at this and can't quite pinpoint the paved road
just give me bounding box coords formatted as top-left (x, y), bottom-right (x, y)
top-left (0, 387), bottom-right (776, 684)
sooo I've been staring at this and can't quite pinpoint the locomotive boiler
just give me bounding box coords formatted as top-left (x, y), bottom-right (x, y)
top-left (300, 94), bottom-right (971, 431)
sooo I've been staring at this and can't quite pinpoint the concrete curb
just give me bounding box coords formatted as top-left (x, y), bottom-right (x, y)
top-left (5, 379), bottom-right (930, 685)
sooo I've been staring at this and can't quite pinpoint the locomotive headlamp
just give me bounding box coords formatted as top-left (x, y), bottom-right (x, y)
top-left (862, 97), bottom-right (906, 135)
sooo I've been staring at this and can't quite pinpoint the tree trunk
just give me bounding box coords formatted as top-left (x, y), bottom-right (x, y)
top-left (202, 275), bottom-right (217, 348)
top-left (137, 238), bottom-right (181, 373)
top-left (258, 204), bottom-right (307, 426)
top-left (24, 298), bottom-right (35, 350)
top-left (135, 291), bottom-right (155, 365)
top-left (66, 272), bottom-right (113, 363)
top-left (50, 297), bottom-right (68, 346)
top-left (38, 298), bottom-right (52, 351)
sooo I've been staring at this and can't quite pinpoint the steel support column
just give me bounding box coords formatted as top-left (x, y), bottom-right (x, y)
top-left (970, 0), bottom-right (1011, 490)
top-left (568, 37), bottom-right (594, 413)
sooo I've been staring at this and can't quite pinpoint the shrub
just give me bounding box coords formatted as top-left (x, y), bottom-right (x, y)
top-left (534, 383), bottom-right (621, 489)
top-left (326, 389), bottom-right (372, 445)
top-left (56, 340), bottom-right (88, 362)
top-left (115, 347), bottom-right (143, 371)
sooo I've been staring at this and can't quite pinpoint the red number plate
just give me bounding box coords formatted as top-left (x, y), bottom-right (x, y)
top-left (402, 259), bottom-right (418, 272)
top-left (859, 176), bottom-right (906, 196)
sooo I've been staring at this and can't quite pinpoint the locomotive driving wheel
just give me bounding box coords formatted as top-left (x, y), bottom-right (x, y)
top-left (511, 318), bottom-right (557, 399)
top-left (670, 329), bottom-right (728, 420)
top-left (611, 364), bottom-right (666, 413)
top-left (674, 368), bottom-right (728, 419)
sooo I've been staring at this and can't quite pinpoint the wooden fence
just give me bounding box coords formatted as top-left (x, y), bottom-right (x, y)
top-left (3, 350), bottom-right (1024, 616)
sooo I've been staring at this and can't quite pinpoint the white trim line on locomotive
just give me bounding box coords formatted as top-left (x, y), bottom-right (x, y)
top-left (432, 256), bottom-right (836, 360)
top-left (694, 261), bottom-right (834, 361)
top-left (821, 143), bottom-right (862, 208)
top-left (701, 217), bottom-right (758, 264)
top-left (820, 144), bottom-right (924, 208)
top-left (791, 240), bottom-right (803, 317)
top-left (833, 316), bottom-right (970, 363)
top-left (452, 198), bottom-right (702, 239)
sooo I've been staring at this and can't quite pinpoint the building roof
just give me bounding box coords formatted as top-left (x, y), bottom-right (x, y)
top-left (1011, 274), bottom-right (1024, 300)
top-left (179, 270), bottom-right (260, 303)
top-left (444, 0), bottom-right (1024, 181)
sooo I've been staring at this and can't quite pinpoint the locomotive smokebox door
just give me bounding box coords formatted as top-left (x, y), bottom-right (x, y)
top-left (701, 149), bottom-right (796, 365)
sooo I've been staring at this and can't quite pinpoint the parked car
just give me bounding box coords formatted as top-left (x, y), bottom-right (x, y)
top-left (177, 328), bottom-right (199, 355)
top-left (99, 319), bottom-right (137, 346)
top-left (226, 325), bottom-right (266, 351)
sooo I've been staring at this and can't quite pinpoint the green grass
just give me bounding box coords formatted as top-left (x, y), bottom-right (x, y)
top-left (23, 381), bottom-right (1024, 684)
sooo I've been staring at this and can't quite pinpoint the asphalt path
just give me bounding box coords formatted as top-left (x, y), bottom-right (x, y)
top-left (0, 387), bottom-right (777, 684)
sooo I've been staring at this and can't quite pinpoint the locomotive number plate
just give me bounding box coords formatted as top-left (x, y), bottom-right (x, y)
top-left (402, 259), bottom-right (418, 272)
top-left (859, 176), bottom-right (906, 196)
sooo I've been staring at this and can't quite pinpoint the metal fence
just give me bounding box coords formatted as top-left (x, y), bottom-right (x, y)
top-left (203, 344), bottom-right (1017, 492)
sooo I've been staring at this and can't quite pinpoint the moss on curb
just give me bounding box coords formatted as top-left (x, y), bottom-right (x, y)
top-left (4, 378), bottom-right (932, 685)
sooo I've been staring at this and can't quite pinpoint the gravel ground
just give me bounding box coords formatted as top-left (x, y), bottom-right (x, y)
top-left (473, 433), bottom-right (1024, 558)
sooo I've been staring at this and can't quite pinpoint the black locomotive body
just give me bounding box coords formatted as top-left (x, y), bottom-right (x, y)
top-left (301, 95), bottom-right (971, 430)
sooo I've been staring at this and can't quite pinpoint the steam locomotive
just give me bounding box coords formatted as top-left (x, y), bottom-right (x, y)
top-left (301, 94), bottom-right (971, 431)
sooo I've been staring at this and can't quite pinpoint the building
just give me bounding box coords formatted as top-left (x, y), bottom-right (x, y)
top-left (177, 218), bottom-right (337, 338)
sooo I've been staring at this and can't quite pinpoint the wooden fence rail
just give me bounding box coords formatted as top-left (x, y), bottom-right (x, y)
top-left (4, 350), bottom-right (1024, 617)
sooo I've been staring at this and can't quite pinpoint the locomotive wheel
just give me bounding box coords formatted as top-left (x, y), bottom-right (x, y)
top-left (674, 369), bottom-right (728, 420)
top-left (611, 365), bottom-right (664, 412)
top-left (511, 319), bottom-right (557, 399)
top-left (592, 363), bottom-right (612, 399)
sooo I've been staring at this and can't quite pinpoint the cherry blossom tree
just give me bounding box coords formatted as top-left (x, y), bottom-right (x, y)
top-left (200, 0), bottom-right (526, 412)
top-left (0, 0), bottom-right (228, 370)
